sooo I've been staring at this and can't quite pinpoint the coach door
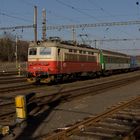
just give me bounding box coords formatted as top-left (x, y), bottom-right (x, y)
top-left (57, 48), bottom-right (63, 72)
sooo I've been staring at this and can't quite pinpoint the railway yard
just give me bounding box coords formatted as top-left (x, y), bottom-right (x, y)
top-left (2, 1), bottom-right (140, 140)
top-left (0, 70), bottom-right (140, 140)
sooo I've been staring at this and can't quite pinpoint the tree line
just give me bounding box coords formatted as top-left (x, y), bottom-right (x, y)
top-left (0, 33), bottom-right (29, 62)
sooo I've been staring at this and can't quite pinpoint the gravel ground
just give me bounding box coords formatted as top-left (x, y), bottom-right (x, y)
top-left (2, 74), bottom-right (140, 140)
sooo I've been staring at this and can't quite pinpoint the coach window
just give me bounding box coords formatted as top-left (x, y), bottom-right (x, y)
top-left (83, 51), bottom-right (86, 54)
top-left (40, 47), bottom-right (51, 55)
top-left (58, 48), bottom-right (60, 55)
top-left (29, 48), bottom-right (37, 55)
top-left (69, 49), bottom-right (72, 52)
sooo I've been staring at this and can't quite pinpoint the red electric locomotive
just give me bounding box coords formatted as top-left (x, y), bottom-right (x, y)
top-left (27, 38), bottom-right (101, 83)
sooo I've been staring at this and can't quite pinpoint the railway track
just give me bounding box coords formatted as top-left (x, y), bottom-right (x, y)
top-left (0, 77), bottom-right (26, 84)
top-left (43, 96), bottom-right (140, 140)
top-left (0, 71), bottom-right (139, 94)
top-left (0, 102), bottom-right (15, 126)
top-left (0, 71), bottom-right (17, 77)
top-left (1, 74), bottom-right (140, 131)
top-left (0, 84), bottom-right (37, 93)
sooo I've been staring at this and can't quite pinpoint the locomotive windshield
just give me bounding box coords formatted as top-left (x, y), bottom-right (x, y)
top-left (29, 48), bottom-right (37, 55)
top-left (40, 47), bottom-right (51, 55)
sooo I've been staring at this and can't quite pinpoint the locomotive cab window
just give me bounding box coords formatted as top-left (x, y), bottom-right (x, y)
top-left (29, 48), bottom-right (37, 55)
top-left (40, 47), bottom-right (51, 55)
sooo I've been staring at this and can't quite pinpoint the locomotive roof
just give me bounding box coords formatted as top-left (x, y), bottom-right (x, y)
top-left (29, 40), bottom-right (100, 52)
top-left (60, 40), bottom-right (99, 52)
top-left (29, 39), bottom-right (130, 57)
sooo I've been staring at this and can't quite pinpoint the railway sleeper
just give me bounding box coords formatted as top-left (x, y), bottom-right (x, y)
top-left (96, 121), bottom-right (132, 131)
top-left (69, 131), bottom-right (122, 140)
top-left (67, 118), bottom-right (139, 140)
top-left (103, 117), bottom-right (137, 126)
top-left (112, 113), bottom-right (140, 122)
top-left (118, 110), bottom-right (140, 116)
top-left (122, 108), bottom-right (140, 113)
top-left (92, 122), bottom-right (131, 134)
top-left (82, 126), bottom-right (128, 136)
top-left (68, 123), bottom-right (139, 140)
top-left (119, 108), bottom-right (140, 114)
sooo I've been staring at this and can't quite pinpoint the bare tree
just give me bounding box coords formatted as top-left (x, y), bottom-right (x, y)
top-left (0, 32), bottom-right (29, 62)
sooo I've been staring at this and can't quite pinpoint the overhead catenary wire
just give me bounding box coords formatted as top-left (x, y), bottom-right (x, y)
top-left (19, 0), bottom-right (35, 7)
top-left (55, 0), bottom-right (100, 22)
top-left (0, 11), bottom-right (32, 23)
top-left (46, 10), bottom-right (79, 23)
top-left (87, 0), bottom-right (140, 39)
top-left (19, 0), bottom-right (80, 24)
top-left (0, 1), bottom-right (140, 44)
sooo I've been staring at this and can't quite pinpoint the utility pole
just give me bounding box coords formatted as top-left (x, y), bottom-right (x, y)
top-left (42, 8), bottom-right (46, 41)
top-left (95, 40), bottom-right (97, 48)
top-left (72, 27), bottom-right (77, 46)
top-left (0, 6), bottom-right (37, 43)
top-left (15, 34), bottom-right (22, 69)
top-left (34, 6), bottom-right (37, 43)
top-left (15, 34), bottom-right (18, 68)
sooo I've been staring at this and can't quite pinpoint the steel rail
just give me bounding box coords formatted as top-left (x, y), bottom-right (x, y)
top-left (0, 71), bottom-right (17, 76)
top-left (0, 84), bottom-right (36, 93)
top-left (1, 74), bottom-right (140, 133)
top-left (44, 96), bottom-right (140, 140)
top-left (0, 78), bottom-right (26, 84)
top-left (1, 74), bottom-right (140, 122)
